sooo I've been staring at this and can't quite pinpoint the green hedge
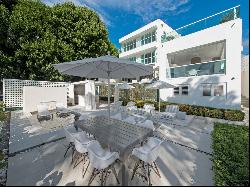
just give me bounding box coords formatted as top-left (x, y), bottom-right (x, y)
top-left (212, 123), bottom-right (249, 186)
top-left (0, 102), bottom-right (6, 121)
top-left (123, 100), bottom-right (245, 121)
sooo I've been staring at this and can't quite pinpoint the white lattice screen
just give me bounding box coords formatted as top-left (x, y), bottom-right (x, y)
top-left (3, 79), bottom-right (70, 108)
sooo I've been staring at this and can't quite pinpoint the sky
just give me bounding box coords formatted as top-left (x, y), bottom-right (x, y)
top-left (43, 0), bottom-right (249, 55)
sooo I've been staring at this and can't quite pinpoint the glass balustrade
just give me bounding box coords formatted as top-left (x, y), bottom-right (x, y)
top-left (169, 59), bottom-right (226, 78)
top-left (161, 6), bottom-right (240, 43)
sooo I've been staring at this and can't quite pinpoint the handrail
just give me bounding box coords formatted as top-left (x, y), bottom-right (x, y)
top-left (174, 5), bottom-right (240, 32)
top-left (169, 59), bottom-right (226, 68)
top-left (162, 5), bottom-right (240, 43)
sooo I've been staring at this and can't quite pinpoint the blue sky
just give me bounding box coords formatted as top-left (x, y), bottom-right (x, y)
top-left (43, 0), bottom-right (249, 55)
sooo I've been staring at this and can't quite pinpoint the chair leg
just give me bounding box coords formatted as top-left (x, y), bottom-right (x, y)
top-left (83, 160), bottom-right (90, 179)
top-left (147, 164), bottom-right (152, 186)
top-left (153, 161), bottom-right (161, 178)
top-left (111, 165), bottom-right (120, 184)
top-left (64, 143), bottom-right (72, 158)
top-left (88, 168), bottom-right (98, 186)
top-left (73, 153), bottom-right (84, 169)
top-left (71, 147), bottom-right (75, 164)
top-left (101, 170), bottom-right (105, 186)
top-left (131, 160), bottom-right (141, 181)
top-left (103, 169), bottom-right (109, 186)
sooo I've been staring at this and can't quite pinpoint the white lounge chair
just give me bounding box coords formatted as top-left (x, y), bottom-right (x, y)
top-left (143, 103), bottom-right (155, 114)
top-left (164, 105), bottom-right (179, 117)
top-left (37, 104), bottom-right (53, 122)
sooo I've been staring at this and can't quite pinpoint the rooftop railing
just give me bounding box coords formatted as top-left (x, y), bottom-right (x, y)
top-left (161, 5), bottom-right (240, 43)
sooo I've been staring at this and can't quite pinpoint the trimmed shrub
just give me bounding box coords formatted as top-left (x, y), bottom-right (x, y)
top-left (0, 112), bottom-right (6, 121)
top-left (224, 110), bottom-right (245, 121)
top-left (212, 123), bottom-right (249, 186)
top-left (125, 100), bottom-right (245, 121)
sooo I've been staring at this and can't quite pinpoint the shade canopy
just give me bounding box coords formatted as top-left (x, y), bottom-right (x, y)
top-left (53, 55), bottom-right (153, 118)
top-left (145, 80), bottom-right (175, 112)
top-left (115, 83), bottom-right (135, 89)
top-left (145, 80), bottom-right (175, 89)
top-left (53, 55), bottom-right (152, 79)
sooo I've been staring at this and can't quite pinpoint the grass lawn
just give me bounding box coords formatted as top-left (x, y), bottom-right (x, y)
top-left (212, 123), bottom-right (249, 186)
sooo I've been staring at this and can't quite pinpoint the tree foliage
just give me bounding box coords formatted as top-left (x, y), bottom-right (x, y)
top-left (0, 0), bottom-right (118, 82)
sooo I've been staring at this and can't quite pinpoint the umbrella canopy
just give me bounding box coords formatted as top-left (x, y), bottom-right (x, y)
top-left (115, 83), bottom-right (135, 89)
top-left (53, 55), bottom-right (152, 79)
top-left (53, 55), bottom-right (153, 118)
top-left (145, 80), bottom-right (175, 112)
top-left (114, 83), bottom-right (135, 103)
top-left (145, 80), bottom-right (175, 89)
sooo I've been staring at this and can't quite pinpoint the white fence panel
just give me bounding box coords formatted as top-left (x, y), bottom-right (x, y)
top-left (3, 79), bottom-right (70, 108)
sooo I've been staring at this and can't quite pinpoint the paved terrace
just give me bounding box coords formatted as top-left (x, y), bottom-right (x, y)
top-left (7, 107), bottom-right (214, 186)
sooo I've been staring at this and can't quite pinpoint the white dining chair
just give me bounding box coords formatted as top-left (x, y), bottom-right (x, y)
top-left (87, 140), bottom-right (120, 186)
top-left (63, 126), bottom-right (84, 161)
top-left (72, 132), bottom-right (94, 178)
top-left (131, 137), bottom-right (163, 186)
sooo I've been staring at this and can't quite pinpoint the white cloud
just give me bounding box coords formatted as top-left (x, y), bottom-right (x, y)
top-left (243, 39), bottom-right (249, 48)
top-left (43, 0), bottom-right (190, 26)
top-left (83, 0), bottom-right (190, 22)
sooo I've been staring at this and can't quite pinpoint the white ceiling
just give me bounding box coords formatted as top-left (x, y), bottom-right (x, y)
top-left (168, 41), bottom-right (226, 66)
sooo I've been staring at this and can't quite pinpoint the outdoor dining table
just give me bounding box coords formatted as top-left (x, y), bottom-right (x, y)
top-left (76, 115), bottom-right (153, 186)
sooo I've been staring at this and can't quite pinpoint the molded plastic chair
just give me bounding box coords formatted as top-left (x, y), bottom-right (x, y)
top-left (72, 132), bottom-right (94, 178)
top-left (37, 104), bottom-right (53, 122)
top-left (131, 137), bottom-right (164, 185)
top-left (87, 140), bottom-right (120, 186)
top-left (123, 116), bottom-right (136, 124)
top-left (136, 120), bottom-right (155, 131)
top-left (56, 102), bottom-right (70, 117)
top-left (63, 126), bottom-right (83, 161)
top-left (111, 113), bottom-right (122, 120)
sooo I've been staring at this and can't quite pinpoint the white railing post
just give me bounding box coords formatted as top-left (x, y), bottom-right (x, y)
top-left (233, 7), bottom-right (237, 19)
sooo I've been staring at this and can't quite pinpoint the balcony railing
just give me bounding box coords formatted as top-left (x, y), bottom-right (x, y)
top-left (161, 5), bottom-right (240, 43)
top-left (169, 59), bottom-right (226, 78)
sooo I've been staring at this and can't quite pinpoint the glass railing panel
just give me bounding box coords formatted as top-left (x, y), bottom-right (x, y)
top-left (170, 60), bottom-right (226, 78)
top-left (161, 6), bottom-right (240, 43)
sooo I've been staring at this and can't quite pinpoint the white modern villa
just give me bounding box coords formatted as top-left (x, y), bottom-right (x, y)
top-left (119, 6), bottom-right (242, 110)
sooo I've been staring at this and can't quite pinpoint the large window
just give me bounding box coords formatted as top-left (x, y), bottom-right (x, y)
top-left (173, 85), bottom-right (189, 96)
top-left (202, 84), bottom-right (224, 96)
top-left (214, 85), bottom-right (224, 96)
top-left (141, 30), bottom-right (156, 46)
top-left (181, 86), bottom-right (189, 95)
top-left (129, 57), bottom-right (136, 62)
top-left (123, 39), bottom-right (136, 52)
top-left (141, 51), bottom-right (156, 64)
top-left (174, 87), bottom-right (180, 95)
top-left (203, 85), bottom-right (212, 96)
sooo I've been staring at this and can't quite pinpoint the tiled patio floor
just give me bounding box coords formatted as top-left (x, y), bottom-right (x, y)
top-left (7, 109), bottom-right (214, 186)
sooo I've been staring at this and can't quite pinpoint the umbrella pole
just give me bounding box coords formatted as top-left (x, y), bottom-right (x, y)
top-left (107, 72), bottom-right (111, 122)
top-left (159, 89), bottom-right (160, 112)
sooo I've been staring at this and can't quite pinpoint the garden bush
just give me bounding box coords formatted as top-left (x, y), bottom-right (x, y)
top-left (212, 123), bottom-right (249, 186)
top-left (124, 100), bottom-right (245, 121)
top-left (224, 110), bottom-right (245, 121)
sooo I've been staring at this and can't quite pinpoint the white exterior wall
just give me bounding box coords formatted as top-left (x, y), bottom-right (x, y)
top-left (241, 55), bottom-right (249, 98)
top-left (119, 19), bottom-right (174, 67)
top-left (158, 19), bottom-right (242, 109)
top-left (23, 87), bottom-right (67, 113)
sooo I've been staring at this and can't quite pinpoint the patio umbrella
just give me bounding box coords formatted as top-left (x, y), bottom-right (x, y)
top-left (145, 80), bottom-right (175, 112)
top-left (114, 83), bottom-right (135, 102)
top-left (53, 55), bottom-right (152, 119)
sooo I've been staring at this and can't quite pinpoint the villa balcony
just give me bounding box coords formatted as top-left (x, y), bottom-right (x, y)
top-left (169, 59), bottom-right (226, 78)
top-left (161, 5), bottom-right (240, 43)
